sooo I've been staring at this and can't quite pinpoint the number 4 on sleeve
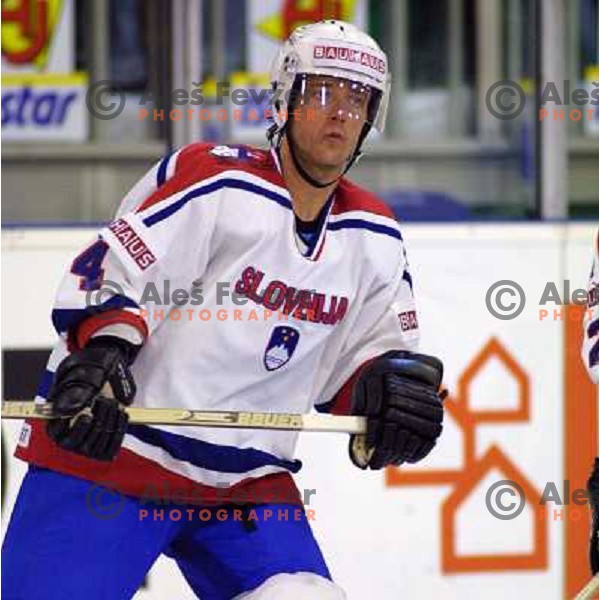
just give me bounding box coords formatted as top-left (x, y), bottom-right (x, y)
top-left (70, 240), bottom-right (109, 291)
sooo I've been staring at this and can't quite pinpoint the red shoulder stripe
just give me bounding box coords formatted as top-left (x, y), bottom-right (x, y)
top-left (136, 143), bottom-right (224, 213)
top-left (332, 178), bottom-right (396, 220)
top-left (137, 144), bottom-right (286, 214)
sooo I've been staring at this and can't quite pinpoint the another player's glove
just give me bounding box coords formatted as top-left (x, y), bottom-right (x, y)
top-left (46, 336), bottom-right (139, 462)
top-left (349, 350), bottom-right (445, 470)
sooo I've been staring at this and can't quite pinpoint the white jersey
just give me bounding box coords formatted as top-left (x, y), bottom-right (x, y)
top-left (582, 232), bottom-right (599, 384)
top-left (17, 143), bottom-right (419, 503)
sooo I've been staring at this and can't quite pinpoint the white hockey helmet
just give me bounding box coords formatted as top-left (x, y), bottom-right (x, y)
top-left (269, 19), bottom-right (391, 137)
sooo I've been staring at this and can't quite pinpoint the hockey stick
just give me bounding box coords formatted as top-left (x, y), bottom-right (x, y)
top-left (573, 575), bottom-right (599, 600)
top-left (1, 400), bottom-right (366, 434)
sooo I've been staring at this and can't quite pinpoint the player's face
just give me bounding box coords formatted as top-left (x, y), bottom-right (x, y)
top-left (290, 75), bottom-right (371, 170)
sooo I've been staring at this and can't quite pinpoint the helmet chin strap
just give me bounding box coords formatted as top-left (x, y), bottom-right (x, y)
top-left (278, 119), bottom-right (369, 189)
top-left (286, 128), bottom-right (342, 189)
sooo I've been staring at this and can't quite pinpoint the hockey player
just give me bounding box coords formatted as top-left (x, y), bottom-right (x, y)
top-left (582, 232), bottom-right (599, 576)
top-left (2, 20), bottom-right (445, 599)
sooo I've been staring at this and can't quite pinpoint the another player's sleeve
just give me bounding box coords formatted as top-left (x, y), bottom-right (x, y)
top-left (582, 232), bottom-right (599, 384)
top-left (315, 240), bottom-right (419, 415)
top-left (51, 146), bottom-right (218, 348)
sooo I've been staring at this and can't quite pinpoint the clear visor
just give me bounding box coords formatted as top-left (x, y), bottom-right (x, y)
top-left (295, 73), bottom-right (373, 123)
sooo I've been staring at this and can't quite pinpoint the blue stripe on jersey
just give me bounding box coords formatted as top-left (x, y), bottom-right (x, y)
top-left (37, 369), bottom-right (55, 398)
top-left (402, 269), bottom-right (413, 292)
top-left (142, 175), bottom-right (402, 241)
top-left (51, 296), bottom-right (140, 334)
top-left (314, 398), bottom-right (335, 414)
top-left (328, 218), bottom-right (403, 241)
top-left (142, 178), bottom-right (292, 227)
top-left (127, 424), bottom-right (303, 474)
top-left (156, 152), bottom-right (173, 187)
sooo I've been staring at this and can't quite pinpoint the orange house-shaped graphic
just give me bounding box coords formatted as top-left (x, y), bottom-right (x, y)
top-left (441, 445), bottom-right (547, 572)
top-left (386, 337), bottom-right (547, 574)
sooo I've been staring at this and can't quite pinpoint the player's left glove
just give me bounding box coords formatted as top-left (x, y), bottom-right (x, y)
top-left (349, 350), bottom-right (445, 470)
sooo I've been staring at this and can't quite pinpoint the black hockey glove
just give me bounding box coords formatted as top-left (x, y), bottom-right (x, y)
top-left (349, 350), bottom-right (445, 470)
top-left (46, 336), bottom-right (139, 461)
top-left (588, 457), bottom-right (599, 575)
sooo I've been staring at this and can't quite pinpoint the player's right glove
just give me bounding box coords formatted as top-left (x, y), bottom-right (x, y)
top-left (349, 350), bottom-right (445, 470)
top-left (46, 336), bottom-right (139, 462)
